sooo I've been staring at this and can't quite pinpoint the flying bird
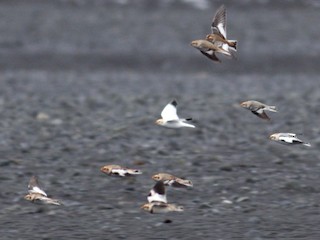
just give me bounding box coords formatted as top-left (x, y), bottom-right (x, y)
top-left (205, 5), bottom-right (237, 52)
top-left (100, 164), bottom-right (142, 177)
top-left (240, 100), bottom-right (277, 120)
top-left (24, 176), bottom-right (62, 205)
top-left (190, 39), bottom-right (232, 62)
top-left (155, 99), bottom-right (195, 128)
top-left (152, 173), bottom-right (193, 188)
top-left (269, 133), bottom-right (311, 147)
top-left (141, 181), bottom-right (184, 214)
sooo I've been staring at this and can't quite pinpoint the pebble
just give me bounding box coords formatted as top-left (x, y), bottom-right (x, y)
top-left (36, 112), bottom-right (50, 121)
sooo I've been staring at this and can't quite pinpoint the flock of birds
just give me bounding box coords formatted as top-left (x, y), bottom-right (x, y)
top-left (24, 5), bottom-right (311, 213)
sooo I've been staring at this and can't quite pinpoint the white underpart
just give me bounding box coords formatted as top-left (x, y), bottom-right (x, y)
top-left (161, 103), bottom-right (179, 121)
top-left (112, 168), bottom-right (128, 177)
top-left (148, 189), bottom-right (167, 204)
top-left (163, 120), bottom-right (195, 128)
top-left (29, 186), bottom-right (47, 197)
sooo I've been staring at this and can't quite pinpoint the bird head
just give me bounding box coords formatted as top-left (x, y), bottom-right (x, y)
top-left (100, 166), bottom-right (111, 174)
top-left (152, 174), bottom-right (161, 181)
top-left (155, 119), bottom-right (164, 126)
top-left (240, 101), bottom-right (249, 108)
top-left (140, 203), bottom-right (151, 211)
top-left (269, 134), bottom-right (277, 140)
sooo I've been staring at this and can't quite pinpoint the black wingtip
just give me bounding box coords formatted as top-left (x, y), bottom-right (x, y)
top-left (171, 99), bottom-right (178, 107)
top-left (185, 118), bottom-right (193, 121)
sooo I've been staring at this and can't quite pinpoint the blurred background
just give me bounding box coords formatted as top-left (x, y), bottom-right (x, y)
top-left (1, 0), bottom-right (320, 239)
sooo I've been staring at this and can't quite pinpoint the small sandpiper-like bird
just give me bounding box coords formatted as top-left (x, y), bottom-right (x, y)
top-left (155, 99), bottom-right (195, 128)
top-left (240, 100), bottom-right (277, 120)
top-left (269, 133), bottom-right (311, 147)
top-left (191, 39), bottom-right (232, 62)
top-left (205, 5), bottom-right (237, 52)
top-left (100, 164), bottom-right (142, 177)
top-left (24, 176), bottom-right (62, 206)
top-left (152, 173), bottom-right (193, 188)
top-left (141, 181), bottom-right (184, 214)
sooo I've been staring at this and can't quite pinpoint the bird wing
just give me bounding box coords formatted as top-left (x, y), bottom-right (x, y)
top-left (111, 168), bottom-right (129, 177)
top-left (161, 99), bottom-right (179, 121)
top-left (211, 5), bottom-right (227, 38)
top-left (28, 176), bottom-right (48, 197)
top-left (252, 110), bottom-right (270, 120)
top-left (147, 181), bottom-right (167, 204)
top-left (278, 136), bottom-right (302, 144)
top-left (200, 50), bottom-right (221, 62)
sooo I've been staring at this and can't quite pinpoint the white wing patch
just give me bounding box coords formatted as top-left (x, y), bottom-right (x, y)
top-left (278, 136), bottom-right (301, 144)
top-left (29, 186), bottom-right (47, 197)
top-left (217, 23), bottom-right (226, 38)
top-left (111, 168), bottom-right (128, 177)
top-left (161, 102), bottom-right (179, 121)
top-left (148, 189), bottom-right (167, 204)
top-left (256, 108), bottom-right (264, 114)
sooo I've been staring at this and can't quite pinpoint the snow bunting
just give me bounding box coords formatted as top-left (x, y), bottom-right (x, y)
top-left (240, 100), bottom-right (277, 120)
top-left (205, 5), bottom-right (237, 52)
top-left (100, 164), bottom-right (142, 177)
top-left (155, 99), bottom-right (195, 128)
top-left (269, 133), bottom-right (311, 147)
top-left (24, 176), bottom-right (61, 205)
top-left (190, 39), bottom-right (232, 62)
top-left (152, 173), bottom-right (193, 188)
top-left (141, 181), bottom-right (184, 214)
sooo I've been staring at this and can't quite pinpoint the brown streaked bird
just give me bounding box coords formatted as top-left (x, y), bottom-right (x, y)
top-left (205, 5), bottom-right (237, 51)
top-left (269, 133), bottom-right (311, 147)
top-left (141, 181), bottom-right (184, 214)
top-left (100, 164), bottom-right (142, 177)
top-left (24, 176), bottom-right (62, 206)
top-left (240, 100), bottom-right (277, 120)
top-left (191, 39), bottom-right (232, 62)
top-left (152, 173), bottom-right (193, 188)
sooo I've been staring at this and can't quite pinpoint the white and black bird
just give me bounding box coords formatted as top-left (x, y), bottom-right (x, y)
top-left (100, 164), bottom-right (142, 177)
top-left (24, 176), bottom-right (62, 205)
top-left (269, 133), bottom-right (311, 147)
top-left (240, 100), bottom-right (277, 120)
top-left (155, 99), bottom-right (195, 128)
top-left (141, 181), bottom-right (184, 214)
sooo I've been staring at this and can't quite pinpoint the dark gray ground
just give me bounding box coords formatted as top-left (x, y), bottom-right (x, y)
top-left (1, 0), bottom-right (320, 239)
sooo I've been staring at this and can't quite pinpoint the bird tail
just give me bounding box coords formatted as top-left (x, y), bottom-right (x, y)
top-left (228, 40), bottom-right (237, 51)
top-left (266, 105), bottom-right (277, 112)
top-left (303, 142), bottom-right (311, 147)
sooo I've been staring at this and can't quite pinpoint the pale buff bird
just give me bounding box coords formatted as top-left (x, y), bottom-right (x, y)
top-left (141, 181), bottom-right (184, 214)
top-left (190, 39), bottom-right (232, 62)
top-left (205, 5), bottom-right (237, 51)
top-left (152, 173), bottom-right (193, 188)
top-left (155, 99), bottom-right (195, 128)
top-left (100, 164), bottom-right (142, 177)
top-left (24, 176), bottom-right (61, 206)
top-left (240, 100), bottom-right (277, 120)
top-left (269, 133), bottom-right (311, 147)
